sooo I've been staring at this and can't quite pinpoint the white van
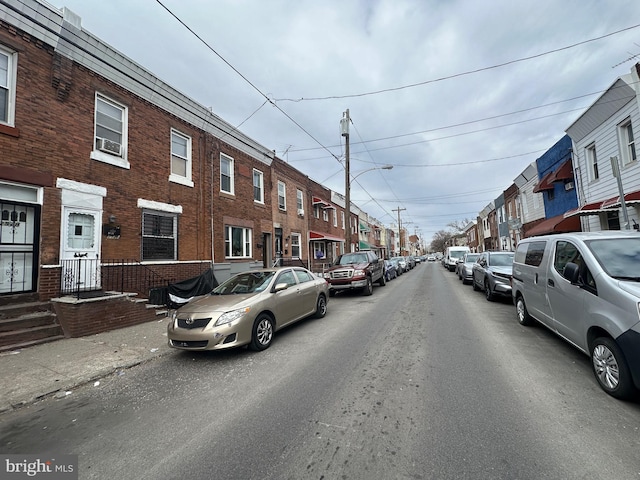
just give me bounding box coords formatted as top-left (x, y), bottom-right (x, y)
top-left (512, 231), bottom-right (640, 399)
top-left (444, 246), bottom-right (470, 272)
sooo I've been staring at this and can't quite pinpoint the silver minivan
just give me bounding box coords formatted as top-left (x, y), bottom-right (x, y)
top-left (512, 231), bottom-right (640, 400)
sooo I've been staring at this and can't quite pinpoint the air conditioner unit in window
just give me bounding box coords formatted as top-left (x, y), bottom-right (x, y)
top-left (564, 181), bottom-right (575, 191)
top-left (97, 137), bottom-right (122, 156)
top-left (297, 209), bottom-right (304, 216)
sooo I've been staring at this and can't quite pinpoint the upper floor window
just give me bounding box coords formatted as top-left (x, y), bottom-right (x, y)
top-left (142, 211), bottom-right (177, 261)
top-left (341, 211), bottom-right (345, 229)
top-left (333, 209), bottom-right (338, 227)
top-left (619, 120), bottom-right (637, 166)
top-left (296, 189), bottom-right (304, 215)
top-left (253, 169), bottom-right (264, 203)
top-left (278, 181), bottom-right (286, 210)
top-left (323, 209), bottom-right (328, 222)
top-left (169, 129), bottom-right (193, 187)
top-left (220, 153), bottom-right (234, 194)
top-left (92, 94), bottom-right (129, 169)
top-left (0, 45), bottom-right (17, 126)
top-left (586, 143), bottom-right (599, 181)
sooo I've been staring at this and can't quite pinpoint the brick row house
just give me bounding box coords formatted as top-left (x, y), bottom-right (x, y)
top-left (0, 1), bottom-right (374, 348)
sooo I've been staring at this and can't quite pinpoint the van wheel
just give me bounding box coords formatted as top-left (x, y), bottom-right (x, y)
top-left (591, 337), bottom-right (636, 400)
top-left (362, 277), bottom-right (373, 296)
top-left (484, 280), bottom-right (494, 301)
top-left (515, 296), bottom-right (534, 326)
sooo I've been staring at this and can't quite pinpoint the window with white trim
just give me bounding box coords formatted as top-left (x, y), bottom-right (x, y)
top-left (278, 181), bottom-right (286, 210)
top-left (253, 169), bottom-right (264, 203)
top-left (142, 211), bottom-right (177, 260)
top-left (169, 129), bottom-right (193, 186)
top-left (333, 209), bottom-right (337, 227)
top-left (291, 233), bottom-right (301, 258)
top-left (220, 153), bottom-right (234, 194)
top-left (225, 226), bottom-right (252, 258)
top-left (296, 189), bottom-right (304, 214)
top-left (586, 143), bottom-right (599, 181)
top-left (0, 45), bottom-right (17, 126)
top-left (619, 120), bottom-right (637, 166)
top-left (93, 94), bottom-right (127, 168)
top-left (323, 209), bottom-right (328, 222)
top-left (341, 211), bottom-right (345, 229)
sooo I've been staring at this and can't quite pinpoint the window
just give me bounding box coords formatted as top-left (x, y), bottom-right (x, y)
top-left (142, 211), bottom-right (177, 260)
top-left (296, 189), bottom-right (304, 214)
top-left (341, 211), bottom-right (345, 230)
top-left (94, 94), bottom-right (126, 156)
top-left (313, 242), bottom-right (326, 259)
top-left (253, 169), bottom-right (264, 203)
top-left (225, 226), bottom-right (251, 258)
top-left (586, 144), bottom-right (599, 181)
top-left (169, 129), bottom-right (193, 187)
top-left (294, 268), bottom-right (314, 283)
top-left (291, 233), bottom-right (301, 258)
top-left (220, 154), bottom-right (234, 194)
top-left (0, 45), bottom-right (17, 125)
top-left (323, 209), bottom-right (328, 222)
top-left (278, 181), bottom-right (286, 210)
top-left (620, 120), bottom-right (637, 165)
top-left (333, 209), bottom-right (337, 227)
top-left (314, 205), bottom-right (320, 219)
top-left (606, 210), bottom-right (620, 230)
top-left (547, 188), bottom-right (555, 201)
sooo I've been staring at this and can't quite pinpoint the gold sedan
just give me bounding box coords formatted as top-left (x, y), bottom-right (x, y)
top-left (167, 267), bottom-right (329, 351)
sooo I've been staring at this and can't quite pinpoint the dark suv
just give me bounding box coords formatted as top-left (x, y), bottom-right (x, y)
top-left (323, 250), bottom-right (385, 296)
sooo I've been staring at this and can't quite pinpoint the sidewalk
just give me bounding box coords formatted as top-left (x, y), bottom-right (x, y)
top-left (0, 316), bottom-right (173, 413)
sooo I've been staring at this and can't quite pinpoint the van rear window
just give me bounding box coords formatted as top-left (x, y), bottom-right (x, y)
top-left (514, 241), bottom-right (546, 266)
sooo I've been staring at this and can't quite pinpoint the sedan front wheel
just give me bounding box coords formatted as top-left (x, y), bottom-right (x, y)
top-left (249, 314), bottom-right (274, 351)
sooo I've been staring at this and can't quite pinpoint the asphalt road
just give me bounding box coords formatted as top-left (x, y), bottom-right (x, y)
top-left (2, 262), bottom-right (640, 479)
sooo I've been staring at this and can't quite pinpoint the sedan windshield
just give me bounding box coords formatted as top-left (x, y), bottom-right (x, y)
top-left (213, 271), bottom-right (275, 295)
top-left (586, 238), bottom-right (640, 278)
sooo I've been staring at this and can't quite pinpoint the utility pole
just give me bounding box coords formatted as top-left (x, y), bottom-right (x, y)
top-left (392, 206), bottom-right (406, 255)
top-left (341, 110), bottom-right (351, 252)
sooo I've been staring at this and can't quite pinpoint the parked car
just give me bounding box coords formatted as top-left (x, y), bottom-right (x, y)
top-left (472, 251), bottom-right (514, 301)
top-left (167, 267), bottom-right (329, 352)
top-left (390, 256), bottom-right (407, 274)
top-left (426, 254), bottom-right (436, 262)
top-left (457, 252), bottom-right (481, 284)
top-left (406, 256), bottom-right (417, 269)
top-left (445, 246), bottom-right (470, 271)
top-left (384, 260), bottom-right (397, 281)
top-left (323, 250), bottom-right (385, 296)
top-left (512, 231), bottom-right (640, 399)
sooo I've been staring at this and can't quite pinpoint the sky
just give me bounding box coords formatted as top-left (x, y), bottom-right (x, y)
top-left (51, 0), bottom-right (640, 245)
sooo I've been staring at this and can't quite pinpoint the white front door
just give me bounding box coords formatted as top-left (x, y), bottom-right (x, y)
top-left (61, 208), bottom-right (101, 292)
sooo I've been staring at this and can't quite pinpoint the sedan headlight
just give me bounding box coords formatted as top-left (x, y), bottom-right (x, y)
top-left (215, 307), bottom-right (251, 326)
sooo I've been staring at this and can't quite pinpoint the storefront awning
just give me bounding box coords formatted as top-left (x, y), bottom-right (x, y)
top-left (309, 231), bottom-right (344, 242)
top-left (564, 201), bottom-right (609, 217)
top-left (359, 240), bottom-right (373, 250)
top-left (359, 221), bottom-right (371, 233)
top-left (532, 171), bottom-right (555, 193)
top-left (524, 214), bottom-right (581, 237)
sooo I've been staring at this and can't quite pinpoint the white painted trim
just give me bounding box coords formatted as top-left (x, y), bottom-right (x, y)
top-left (137, 198), bottom-right (183, 214)
top-left (56, 178), bottom-right (107, 197)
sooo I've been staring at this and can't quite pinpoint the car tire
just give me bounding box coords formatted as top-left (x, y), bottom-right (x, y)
top-left (379, 273), bottom-right (386, 286)
top-left (249, 313), bottom-right (274, 351)
top-left (362, 277), bottom-right (373, 296)
top-left (314, 295), bottom-right (327, 319)
top-left (484, 279), bottom-right (494, 301)
top-left (329, 290), bottom-right (336, 297)
top-left (515, 295), bottom-right (534, 326)
top-left (591, 337), bottom-right (637, 400)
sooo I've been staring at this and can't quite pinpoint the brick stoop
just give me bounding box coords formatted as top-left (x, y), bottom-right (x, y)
top-left (0, 298), bottom-right (63, 352)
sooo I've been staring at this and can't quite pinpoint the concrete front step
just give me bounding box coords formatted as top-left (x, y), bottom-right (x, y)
top-left (0, 323), bottom-right (64, 350)
top-left (0, 311), bottom-right (58, 333)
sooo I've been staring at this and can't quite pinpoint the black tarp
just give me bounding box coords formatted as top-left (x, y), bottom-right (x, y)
top-left (167, 268), bottom-right (218, 308)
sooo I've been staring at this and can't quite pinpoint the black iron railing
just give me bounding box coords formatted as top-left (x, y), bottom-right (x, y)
top-left (60, 258), bottom-right (176, 303)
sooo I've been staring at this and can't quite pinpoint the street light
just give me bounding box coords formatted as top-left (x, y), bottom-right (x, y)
top-left (345, 164), bottom-right (393, 253)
